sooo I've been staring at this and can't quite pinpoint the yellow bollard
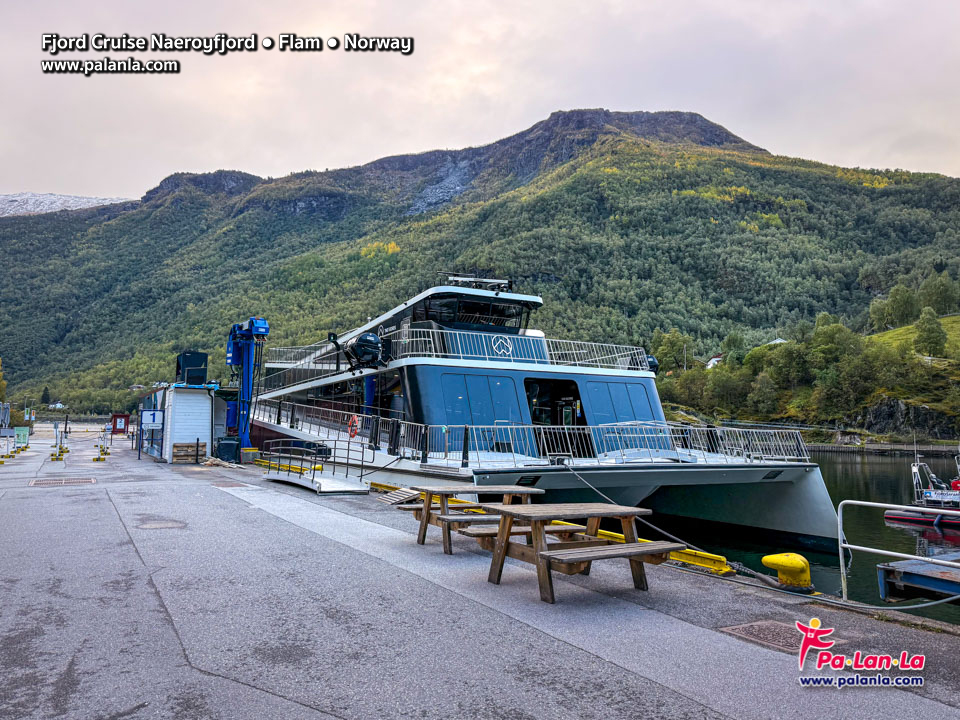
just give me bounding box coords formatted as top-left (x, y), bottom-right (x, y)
top-left (762, 553), bottom-right (813, 591)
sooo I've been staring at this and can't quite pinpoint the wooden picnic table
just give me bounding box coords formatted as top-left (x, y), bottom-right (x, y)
top-left (409, 484), bottom-right (545, 555)
top-left (478, 502), bottom-right (683, 603)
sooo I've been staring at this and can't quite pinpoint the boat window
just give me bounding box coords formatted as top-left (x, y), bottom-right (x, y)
top-left (524, 378), bottom-right (584, 426)
top-left (586, 382), bottom-right (617, 425)
top-left (489, 376), bottom-right (523, 424)
top-left (608, 383), bottom-right (636, 422)
top-left (493, 303), bottom-right (524, 328)
top-left (456, 300), bottom-right (526, 329)
top-left (440, 374), bottom-right (471, 424)
top-left (427, 297), bottom-right (457, 324)
top-left (458, 300), bottom-right (492, 326)
top-left (626, 383), bottom-right (655, 421)
top-left (440, 373), bottom-right (524, 425)
top-left (465, 375), bottom-right (494, 423)
top-left (412, 301), bottom-right (426, 323)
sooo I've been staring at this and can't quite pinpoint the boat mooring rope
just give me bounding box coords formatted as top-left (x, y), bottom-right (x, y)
top-left (558, 462), bottom-right (960, 613)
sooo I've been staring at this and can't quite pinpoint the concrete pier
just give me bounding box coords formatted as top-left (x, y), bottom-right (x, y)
top-left (2, 424), bottom-right (960, 719)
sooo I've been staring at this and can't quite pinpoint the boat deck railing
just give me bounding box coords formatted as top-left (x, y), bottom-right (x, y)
top-left (261, 328), bottom-right (649, 397)
top-left (252, 398), bottom-right (809, 468)
top-left (268, 343), bottom-right (333, 366)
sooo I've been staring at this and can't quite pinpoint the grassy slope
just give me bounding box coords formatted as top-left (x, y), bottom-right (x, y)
top-left (869, 314), bottom-right (960, 350)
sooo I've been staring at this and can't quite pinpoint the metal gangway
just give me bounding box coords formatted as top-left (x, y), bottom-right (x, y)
top-left (260, 438), bottom-right (370, 495)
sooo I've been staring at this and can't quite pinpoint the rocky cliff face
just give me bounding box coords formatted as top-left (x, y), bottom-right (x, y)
top-left (854, 397), bottom-right (958, 438)
top-left (141, 170), bottom-right (262, 204)
top-left (365, 108), bottom-right (766, 214)
top-left (0, 192), bottom-right (130, 217)
top-left (134, 109), bottom-right (765, 218)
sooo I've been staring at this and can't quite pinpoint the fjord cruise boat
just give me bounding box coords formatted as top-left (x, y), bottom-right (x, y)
top-left (252, 275), bottom-right (840, 551)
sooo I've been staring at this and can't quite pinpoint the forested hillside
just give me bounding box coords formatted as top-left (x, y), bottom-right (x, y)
top-left (1, 108), bottom-right (958, 424)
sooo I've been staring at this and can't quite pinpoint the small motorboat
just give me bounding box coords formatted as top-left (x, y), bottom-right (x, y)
top-left (884, 451), bottom-right (960, 528)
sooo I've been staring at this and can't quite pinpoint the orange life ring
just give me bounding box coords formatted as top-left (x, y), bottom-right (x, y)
top-left (348, 415), bottom-right (360, 438)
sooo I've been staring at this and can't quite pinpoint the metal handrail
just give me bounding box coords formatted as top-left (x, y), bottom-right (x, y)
top-left (837, 499), bottom-right (960, 601)
top-left (260, 437), bottom-right (374, 488)
top-left (385, 328), bottom-right (649, 371)
top-left (261, 328), bottom-right (650, 395)
top-left (609, 421), bottom-right (808, 462)
top-left (252, 396), bottom-right (808, 467)
top-left (267, 342), bottom-right (332, 365)
top-left (409, 422), bottom-right (808, 467)
top-left (261, 439), bottom-right (324, 487)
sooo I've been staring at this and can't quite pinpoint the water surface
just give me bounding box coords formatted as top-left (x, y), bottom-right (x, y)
top-left (681, 451), bottom-right (960, 623)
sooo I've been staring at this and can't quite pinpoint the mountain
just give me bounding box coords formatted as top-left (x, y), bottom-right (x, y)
top-left (1, 108), bottom-right (958, 420)
top-left (0, 192), bottom-right (131, 217)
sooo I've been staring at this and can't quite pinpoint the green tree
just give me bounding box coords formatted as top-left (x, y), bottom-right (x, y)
top-left (721, 331), bottom-right (747, 366)
top-left (0, 358), bottom-right (6, 401)
top-left (809, 323), bottom-right (863, 368)
top-left (918, 271), bottom-right (958, 316)
top-left (765, 342), bottom-right (809, 389)
top-left (913, 307), bottom-right (947, 356)
top-left (41, 386), bottom-right (51, 405)
top-left (704, 365), bottom-right (751, 411)
top-left (675, 367), bottom-right (707, 407)
top-left (747, 372), bottom-right (778, 415)
top-left (654, 328), bottom-right (697, 372)
top-left (789, 320), bottom-right (813, 344)
top-left (886, 283), bottom-right (920, 327)
top-left (815, 312), bottom-right (839, 329)
top-left (868, 298), bottom-right (890, 331)
top-left (743, 344), bottom-right (773, 375)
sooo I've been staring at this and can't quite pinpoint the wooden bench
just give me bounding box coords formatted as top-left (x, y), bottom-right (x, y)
top-left (435, 513), bottom-right (500, 525)
top-left (539, 541), bottom-right (685, 591)
top-left (432, 513), bottom-right (517, 554)
top-left (410, 484), bottom-right (546, 555)
top-left (461, 524), bottom-right (587, 538)
top-left (396, 502), bottom-right (482, 511)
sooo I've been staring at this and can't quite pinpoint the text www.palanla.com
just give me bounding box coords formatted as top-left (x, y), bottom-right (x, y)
top-left (799, 673), bottom-right (924, 688)
top-left (41, 56), bottom-right (180, 76)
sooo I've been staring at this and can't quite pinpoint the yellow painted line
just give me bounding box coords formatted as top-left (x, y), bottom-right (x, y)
top-left (369, 481), bottom-right (734, 575)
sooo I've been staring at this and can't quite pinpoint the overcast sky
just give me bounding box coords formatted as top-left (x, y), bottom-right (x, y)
top-left (3, 0), bottom-right (959, 197)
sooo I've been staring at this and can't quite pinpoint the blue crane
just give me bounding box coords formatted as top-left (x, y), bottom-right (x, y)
top-left (226, 317), bottom-right (269, 449)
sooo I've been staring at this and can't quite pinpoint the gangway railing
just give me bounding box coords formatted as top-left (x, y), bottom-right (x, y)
top-left (261, 439), bottom-right (326, 486)
top-left (837, 499), bottom-right (960, 601)
top-left (261, 437), bottom-right (374, 487)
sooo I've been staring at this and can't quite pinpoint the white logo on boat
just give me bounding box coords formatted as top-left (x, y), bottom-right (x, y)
top-left (492, 336), bottom-right (513, 356)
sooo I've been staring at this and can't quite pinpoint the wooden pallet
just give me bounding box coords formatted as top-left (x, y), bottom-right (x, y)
top-left (376, 488), bottom-right (422, 505)
top-left (172, 442), bottom-right (206, 464)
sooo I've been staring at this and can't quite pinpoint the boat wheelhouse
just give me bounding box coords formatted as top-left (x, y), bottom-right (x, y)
top-left (253, 275), bottom-right (840, 551)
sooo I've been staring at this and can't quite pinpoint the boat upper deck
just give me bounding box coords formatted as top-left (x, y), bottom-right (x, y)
top-left (261, 327), bottom-right (651, 399)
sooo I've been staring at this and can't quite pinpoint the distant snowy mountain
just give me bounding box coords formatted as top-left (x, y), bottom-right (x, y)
top-left (0, 192), bottom-right (131, 217)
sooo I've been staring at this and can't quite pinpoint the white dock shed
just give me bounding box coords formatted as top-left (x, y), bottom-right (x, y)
top-left (157, 384), bottom-right (216, 463)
